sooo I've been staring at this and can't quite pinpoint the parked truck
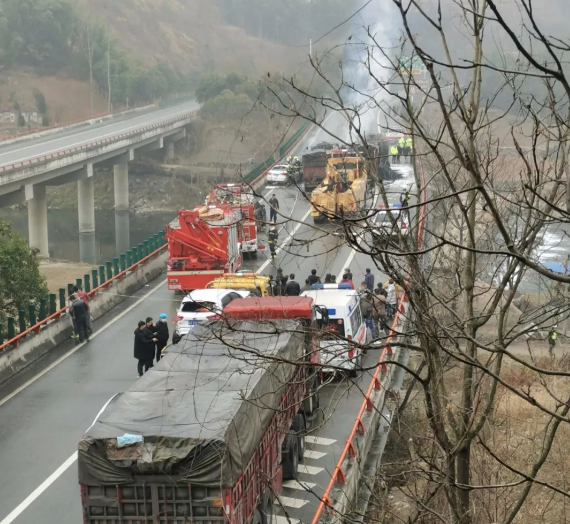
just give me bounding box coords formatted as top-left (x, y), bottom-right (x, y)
top-left (78, 319), bottom-right (311, 524)
top-left (310, 148), bottom-right (368, 223)
top-left (206, 183), bottom-right (259, 259)
top-left (166, 208), bottom-right (241, 292)
top-left (222, 295), bottom-right (330, 416)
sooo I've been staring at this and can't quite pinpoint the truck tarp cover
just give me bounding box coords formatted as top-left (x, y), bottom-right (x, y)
top-left (78, 320), bottom-right (303, 488)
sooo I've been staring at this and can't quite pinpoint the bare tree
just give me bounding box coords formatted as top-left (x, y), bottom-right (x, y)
top-left (256, 1), bottom-right (570, 523)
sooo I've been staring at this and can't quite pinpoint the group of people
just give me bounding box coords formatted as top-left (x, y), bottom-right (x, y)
top-left (133, 314), bottom-right (170, 378)
top-left (390, 136), bottom-right (414, 164)
top-left (358, 271), bottom-right (402, 340)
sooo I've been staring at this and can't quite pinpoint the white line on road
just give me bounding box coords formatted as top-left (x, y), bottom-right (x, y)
top-left (274, 516), bottom-right (300, 524)
top-left (303, 450), bottom-right (327, 460)
top-left (283, 479), bottom-right (317, 490)
top-left (257, 209), bottom-right (311, 274)
top-left (0, 395), bottom-right (116, 524)
top-left (305, 436), bottom-right (337, 446)
top-left (298, 464), bottom-right (324, 475)
top-left (277, 496), bottom-right (308, 509)
top-left (0, 278), bottom-right (167, 409)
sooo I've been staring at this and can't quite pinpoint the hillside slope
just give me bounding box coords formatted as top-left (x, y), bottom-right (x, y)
top-left (80, 0), bottom-right (306, 76)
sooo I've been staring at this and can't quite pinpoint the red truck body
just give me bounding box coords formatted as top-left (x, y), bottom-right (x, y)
top-left (165, 208), bottom-right (241, 292)
top-left (79, 320), bottom-right (310, 524)
top-left (206, 184), bottom-right (258, 258)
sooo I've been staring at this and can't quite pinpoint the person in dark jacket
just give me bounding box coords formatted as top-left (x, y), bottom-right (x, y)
top-left (307, 269), bottom-right (321, 286)
top-left (70, 294), bottom-right (90, 342)
top-left (134, 320), bottom-right (157, 377)
top-left (364, 268), bottom-right (374, 292)
top-left (155, 313), bottom-right (169, 362)
top-left (286, 274), bottom-right (301, 296)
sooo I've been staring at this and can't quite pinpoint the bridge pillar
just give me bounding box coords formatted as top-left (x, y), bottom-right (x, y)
top-left (164, 141), bottom-right (175, 162)
top-left (26, 184), bottom-right (49, 258)
top-left (113, 160), bottom-right (129, 212)
top-left (78, 164), bottom-right (97, 263)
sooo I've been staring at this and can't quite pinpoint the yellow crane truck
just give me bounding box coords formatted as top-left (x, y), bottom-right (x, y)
top-left (310, 148), bottom-right (368, 223)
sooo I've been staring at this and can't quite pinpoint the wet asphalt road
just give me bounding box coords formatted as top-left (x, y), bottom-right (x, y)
top-left (0, 121), bottom-right (417, 524)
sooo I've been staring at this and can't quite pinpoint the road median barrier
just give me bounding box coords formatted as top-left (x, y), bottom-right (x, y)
top-left (0, 230), bottom-right (168, 386)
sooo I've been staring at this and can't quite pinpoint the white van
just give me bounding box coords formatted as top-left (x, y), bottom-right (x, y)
top-left (301, 284), bottom-right (367, 376)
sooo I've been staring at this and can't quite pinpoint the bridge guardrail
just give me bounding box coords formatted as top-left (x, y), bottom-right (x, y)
top-left (0, 231), bottom-right (168, 351)
top-left (309, 155), bottom-right (427, 524)
top-left (0, 111), bottom-right (198, 174)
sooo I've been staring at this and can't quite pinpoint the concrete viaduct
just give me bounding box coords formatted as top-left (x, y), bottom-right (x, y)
top-left (0, 100), bottom-right (199, 261)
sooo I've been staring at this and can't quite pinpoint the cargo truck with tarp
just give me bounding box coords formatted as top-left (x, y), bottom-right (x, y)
top-left (78, 320), bottom-right (310, 524)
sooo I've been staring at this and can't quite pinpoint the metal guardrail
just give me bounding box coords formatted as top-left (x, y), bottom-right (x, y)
top-left (0, 111), bottom-right (197, 173)
top-left (309, 156), bottom-right (427, 524)
top-left (0, 232), bottom-right (167, 351)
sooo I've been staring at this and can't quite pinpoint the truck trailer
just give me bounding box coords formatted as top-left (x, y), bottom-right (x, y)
top-left (79, 319), bottom-right (311, 524)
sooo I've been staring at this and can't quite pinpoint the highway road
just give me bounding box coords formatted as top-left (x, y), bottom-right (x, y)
top-left (0, 119), bottom-right (416, 524)
top-left (0, 100), bottom-right (200, 168)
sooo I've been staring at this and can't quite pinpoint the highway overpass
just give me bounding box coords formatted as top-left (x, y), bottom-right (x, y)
top-left (0, 100), bottom-right (199, 260)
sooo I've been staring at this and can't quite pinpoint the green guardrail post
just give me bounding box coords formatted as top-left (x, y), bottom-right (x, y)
top-left (0, 324), bottom-right (3, 345)
top-left (120, 254), bottom-right (127, 273)
top-left (126, 250), bottom-right (133, 267)
top-left (18, 309), bottom-right (26, 333)
top-left (92, 269), bottom-right (99, 289)
top-left (76, 278), bottom-right (83, 290)
top-left (28, 304), bottom-right (36, 327)
top-left (113, 257), bottom-right (120, 277)
top-left (138, 243), bottom-right (145, 258)
top-left (99, 265), bottom-right (106, 285)
top-left (39, 297), bottom-right (47, 321)
top-left (50, 294), bottom-right (57, 315)
top-left (154, 233), bottom-right (160, 250)
top-left (84, 274), bottom-right (91, 293)
top-left (106, 261), bottom-right (112, 281)
top-left (148, 237), bottom-right (155, 253)
top-left (8, 317), bottom-right (15, 339)
top-left (143, 240), bottom-right (150, 257)
top-left (132, 247), bottom-right (138, 263)
top-left (59, 288), bottom-right (66, 309)
top-left (67, 283), bottom-right (74, 296)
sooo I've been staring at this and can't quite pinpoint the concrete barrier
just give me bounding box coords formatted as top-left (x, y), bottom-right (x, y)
top-left (0, 251), bottom-right (167, 386)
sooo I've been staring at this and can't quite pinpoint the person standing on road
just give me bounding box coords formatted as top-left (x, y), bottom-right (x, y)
top-left (70, 294), bottom-right (90, 343)
top-left (268, 224), bottom-right (278, 260)
top-left (364, 268), bottom-right (374, 292)
top-left (134, 320), bottom-right (157, 378)
top-left (275, 268), bottom-right (288, 295)
top-left (286, 274), bottom-right (301, 296)
top-left (359, 282), bottom-right (375, 339)
top-left (73, 285), bottom-right (92, 335)
top-left (307, 269), bottom-right (321, 286)
top-left (68, 292), bottom-right (79, 341)
top-left (548, 327), bottom-right (558, 357)
top-left (398, 136), bottom-right (406, 160)
top-left (343, 268), bottom-right (353, 281)
top-left (390, 144), bottom-right (399, 164)
top-left (385, 279), bottom-right (398, 320)
top-left (405, 136), bottom-right (413, 162)
top-left (373, 289), bottom-right (387, 334)
top-left (324, 273), bottom-right (333, 283)
top-left (269, 194), bottom-right (280, 223)
top-left (155, 313), bottom-right (169, 362)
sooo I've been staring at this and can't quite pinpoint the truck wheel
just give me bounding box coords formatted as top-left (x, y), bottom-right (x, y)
top-left (292, 414), bottom-right (306, 460)
top-left (260, 490), bottom-right (274, 524)
top-left (252, 509), bottom-right (263, 524)
top-left (282, 433), bottom-right (299, 479)
top-left (251, 250), bottom-right (258, 259)
top-left (243, 251), bottom-right (250, 261)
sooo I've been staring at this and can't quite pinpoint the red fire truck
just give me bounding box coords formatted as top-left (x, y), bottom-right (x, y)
top-left (165, 207), bottom-right (241, 292)
top-left (79, 319), bottom-right (313, 524)
top-left (206, 183), bottom-right (258, 259)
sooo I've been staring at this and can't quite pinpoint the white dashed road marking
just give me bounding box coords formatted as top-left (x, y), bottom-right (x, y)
top-left (278, 496), bottom-right (309, 509)
top-left (303, 450), bottom-right (327, 460)
top-left (274, 516), bottom-right (300, 524)
top-left (298, 464), bottom-right (324, 475)
top-left (305, 436), bottom-right (337, 446)
top-left (283, 479), bottom-right (317, 490)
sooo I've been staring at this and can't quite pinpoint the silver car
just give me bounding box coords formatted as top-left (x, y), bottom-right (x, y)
top-left (266, 164), bottom-right (291, 185)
